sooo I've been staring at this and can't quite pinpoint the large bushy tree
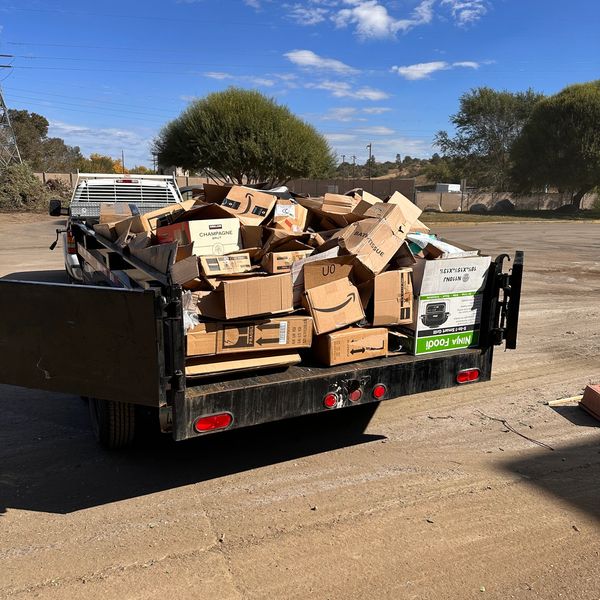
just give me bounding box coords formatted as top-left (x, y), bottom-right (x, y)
top-left (154, 88), bottom-right (336, 186)
top-left (435, 87), bottom-right (544, 190)
top-left (511, 80), bottom-right (600, 208)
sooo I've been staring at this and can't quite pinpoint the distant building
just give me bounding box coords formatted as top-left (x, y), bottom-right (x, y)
top-left (435, 183), bottom-right (461, 193)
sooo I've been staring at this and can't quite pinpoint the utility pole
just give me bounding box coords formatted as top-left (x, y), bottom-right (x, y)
top-left (351, 155), bottom-right (356, 179)
top-left (366, 143), bottom-right (372, 180)
top-left (121, 150), bottom-right (126, 174)
top-left (0, 61), bottom-right (22, 168)
top-left (341, 154), bottom-right (346, 179)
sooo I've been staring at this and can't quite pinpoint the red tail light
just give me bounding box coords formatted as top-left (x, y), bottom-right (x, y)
top-left (372, 384), bottom-right (387, 399)
top-left (66, 231), bottom-right (77, 255)
top-left (348, 389), bottom-right (362, 403)
top-left (193, 413), bottom-right (233, 432)
top-left (457, 368), bottom-right (480, 384)
top-left (324, 393), bottom-right (338, 409)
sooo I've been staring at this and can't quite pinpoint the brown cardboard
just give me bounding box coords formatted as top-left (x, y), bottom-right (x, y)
top-left (170, 255), bottom-right (200, 285)
top-left (345, 188), bottom-right (382, 216)
top-left (372, 269), bottom-right (413, 326)
top-left (322, 193), bottom-right (356, 215)
top-left (93, 222), bottom-right (116, 241)
top-left (290, 246), bottom-right (340, 305)
top-left (99, 202), bottom-right (133, 224)
top-left (128, 200), bottom-right (196, 233)
top-left (241, 225), bottom-right (263, 249)
top-left (203, 183), bottom-right (232, 204)
top-left (302, 278), bottom-right (365, 335)
top-left (222, 273), bottom-right (293, 319)
top-left (580, 384), bottom-right (600, 421)
top-left (185, 352), bottom-right (301, 377)
top-left (272, 199), bottom-right (308, 233)
top-left (313, 327), bottom-right (388, 366)
top-left (130, 241), bottom-right (178, 274)
top-left (220, 186), bottom-right (277, 225)
top-left (156, 218), bottom-right (241, 256)
top-left (303, 255), bottom-right (355, 291)
top-left (410, 219), bottom-right (430, 234)
top-left (338, 218), bottom-right (402, 277)
top-left (199, 253), bottom-right (252, 276)
top-left (186, 315), bottom-right (313, 357)
top-left (261, 250), bottom-right (314, 274)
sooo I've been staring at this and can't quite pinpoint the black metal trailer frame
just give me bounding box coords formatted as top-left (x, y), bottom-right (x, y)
top-left (0, 222), bottom-right (523, 444)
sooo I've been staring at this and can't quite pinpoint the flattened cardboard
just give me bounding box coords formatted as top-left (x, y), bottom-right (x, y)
top-left (302, 278), bottom-right (365, 335)
top-left (338, 218), bottom-right (402, 277)
top-left (581, 385), bottom-right (600, 421)
top-left (186, 315), bottom-right (313, 357)
top-left (290, 246), bottom-right (340, 306)
top-left (199, 253), bottom-right (252, 276)
top-left (372, 269), bottom-right (413, 326)
top-left (313, 327), bottom-right (388, 366)
top-left (185, 352), bottom-right (301, 377)
top-left (261, 249), bottom-right (314, 274)
top-left (203, 183), bottom-right (232, 204)
top-left (272, 199), bottom-right (308, 233)
top-left (345, 188), bottom-right (382, 216)
top-left (93, 222), bottom-right (116, 241)
top-left (130, 241), bottom-right (178, 274)
top-left (220, 186), bottom-right (277, 225)
top-left (171, 254), bottom-right (200, 285)
top-left (241, 225), bottom-right (263, 249)
top-left (99, 202), bottom-right (134, 224)
top-left (303, 255), bottom-right (355, 291)
top-left (156, 218), bottom-right (241, 256)
top-left (322, 193), bottom-right (356, 215)
top-left (128, 200), bottom-right (196, 233)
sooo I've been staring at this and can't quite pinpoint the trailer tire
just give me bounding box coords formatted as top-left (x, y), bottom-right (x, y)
top-left (88, 397), bottom-right (136, 449)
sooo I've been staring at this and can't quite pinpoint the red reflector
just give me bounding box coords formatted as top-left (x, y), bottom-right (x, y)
top-left (193, 413), bottom-right (232, 432)
top-left (372, 384), bottom-right (387, 399)
top-left (66, 231), bottom-right (77, 255)
top-left (457, 368), bottom-right (480, 384)
top-left (349, 389), bottom-right (362, 403)
top-left (324, 393), bottom-right (338, 408)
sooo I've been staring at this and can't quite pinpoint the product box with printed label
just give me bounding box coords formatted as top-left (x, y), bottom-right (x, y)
top-left (156, 218), bottom-right (241, 256)
top-left (403, 255), bottom-right (492, 355)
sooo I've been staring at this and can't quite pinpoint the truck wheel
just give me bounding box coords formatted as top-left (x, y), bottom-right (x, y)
top-left (88, 397), bottom-right (136, 449)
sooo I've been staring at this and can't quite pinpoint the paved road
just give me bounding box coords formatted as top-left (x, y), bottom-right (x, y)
top-left (1, 215), bottom-right (600, 599)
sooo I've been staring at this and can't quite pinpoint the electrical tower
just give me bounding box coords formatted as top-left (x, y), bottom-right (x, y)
top-left (0, 83), bottom-right (21, 168)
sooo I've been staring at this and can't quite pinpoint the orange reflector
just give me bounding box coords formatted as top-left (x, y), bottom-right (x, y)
top-left (348, 389), bottom-right (362, 403)
top-left (193, 413), bottom-right (233, 432)
top-left (324, 393), bottom-right (338, 409)
top-left (372, 384), bottom-right (387, 399)
top-left (456, 368), bottom-right (480, 384)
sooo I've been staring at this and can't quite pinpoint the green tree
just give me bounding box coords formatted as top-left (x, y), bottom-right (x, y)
top-left (9, 109), bottom-right (82, 171)
top-left (435, 87), bottom-right (544, 190)
top-left (77, 153), bottom-right (122, 173)
top-left (154, 88), bottom-right (335, 186)
top-left (511, 80), bottom-right (600, 208)
top-left (0, 163), bottom-right (48, 211)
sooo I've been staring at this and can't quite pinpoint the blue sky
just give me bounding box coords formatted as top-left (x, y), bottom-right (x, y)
top-left (1, 0), bottom-right (599, 167)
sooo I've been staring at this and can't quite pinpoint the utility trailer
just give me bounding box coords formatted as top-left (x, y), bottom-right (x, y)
top-left (0, 221), bottom-right (523, 448)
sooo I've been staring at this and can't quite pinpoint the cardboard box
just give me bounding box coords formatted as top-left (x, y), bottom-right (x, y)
top-left (99, 202), bottom-right (134, 224)
top-left (338, 218), bottom-right (402, 278)
top-left (199, 253), bottom-right (252, 276)
top-left (313, 327), bottom-right (388, 366)
top-left (195, 273), bottom-right (293, 320)
top-left (372, 269), bottom-right (413, 326)
top-left (303, 255), bottom-right (355, 291)
top-left (272, 199), bottom-right (308, 233)
top-left (404, 255), bottom-right (492, 355)
top-left (345, 188), bottom-right (382, 216)
top-left (185, 352), bottom-right (301, 377)
top-left (171, 254), bottom-right (200, 285)
top-left (186, 315), bottom-right (313, 357)
top-left (130, 241), bottom-right (178, 274)
top-left (220, 186), bottom-right (277, 225)
top-left (290, 246), bottom-right (340, 305)
top-left (156, 218), bottom-right (241, 256)
top-left (363, 198), bottom-right (421, 237)
top-left (262, 249), bottom-right (314, 273)
top-left (580, 385), bottom-right (600, 421)
top-left (302, 278), bottom-right (365, 335)
top-left (128, 200), bottom-right (196, 233)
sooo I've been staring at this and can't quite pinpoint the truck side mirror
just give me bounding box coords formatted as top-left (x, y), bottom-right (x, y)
top-left (48, 199), bottom-right (62, 217)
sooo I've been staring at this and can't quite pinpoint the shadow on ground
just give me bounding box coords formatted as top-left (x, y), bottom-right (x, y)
top-left (0, 385), bottom-right (383, 516)
top-left (503, 431), bottom-right (600, 520)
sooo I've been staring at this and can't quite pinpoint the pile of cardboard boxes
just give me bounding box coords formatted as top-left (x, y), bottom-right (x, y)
top-left (95, 184), bottom-right (492, 377)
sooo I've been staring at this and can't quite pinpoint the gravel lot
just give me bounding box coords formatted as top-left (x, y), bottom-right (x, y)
top-left (1, 215), bottom-right (600, 599)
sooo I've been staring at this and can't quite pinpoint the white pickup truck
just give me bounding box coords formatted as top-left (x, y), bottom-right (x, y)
top-left (49, 173), bottom-right (182, 281)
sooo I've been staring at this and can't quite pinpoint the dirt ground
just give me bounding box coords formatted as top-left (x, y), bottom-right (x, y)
top-left (1, 215), bottom-right (600, 600)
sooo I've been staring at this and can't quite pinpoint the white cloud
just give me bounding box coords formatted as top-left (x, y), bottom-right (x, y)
top-left (285, 49), bottom-right (358, 74)
top-left (441, 0), bottom-right (488, 25)
top-left (49, 120), bottom-right (152, 166)
top-left (321, 107), bottom-right (363, 121)
top-left (203, 71), bottom-right (233, 80)
top-left (355, 126), bottom-right (395, 135)
top-left (202, 71), bottom-right (275, 87)
top-left (307, 80), bottom-right (390, 100)
top-left (391, 60), bottom-right (480, 79)
top-left (362, 106), bottom-right (392, 114)
top-left (333, 0), bottom-right (435, 39)
top-left (286, 4), bottom-right (329, 25)
top-left (244, 0), bottom-right (262, 9)
top-left (325, 133), bottom-right (357, 143)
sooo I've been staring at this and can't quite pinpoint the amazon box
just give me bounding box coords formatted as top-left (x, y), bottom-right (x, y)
top-left (372, 269), bottom-right (413, 326)
top-left (272, 199), bottom-right (308, 233)
top-left (156, 218), bottom-right (241, 256)
top-left (186, 315), bottom-right (313, 357)
top-left (199, 253), bottom-right (252, 276)
top-left (197, 273), bottom-right (293, 320)
top-left (303, 255), bottom-right (355, 291)
top-left (261, 249), bottom-right (314, 274)
top-left (220, 186), bottom-right (277, 226)
top-left (313, 327), bottom-right (388, 366)
top-left (290, 246), bottom-right (340, 306)
top-left (302, 278), bottom-right (364, 335)
top-left (338, 218), bottom-right (402, 278)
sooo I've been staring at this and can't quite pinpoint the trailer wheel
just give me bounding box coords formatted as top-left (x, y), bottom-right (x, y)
top-left (88, 398), bottom-right (136, 449)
